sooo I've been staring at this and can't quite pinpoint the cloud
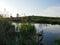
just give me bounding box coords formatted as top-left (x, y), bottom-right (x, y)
top-left (40, 6), bottom-right (60, 17)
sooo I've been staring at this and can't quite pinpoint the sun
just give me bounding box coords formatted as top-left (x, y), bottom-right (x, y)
top-left (0, 2), bottom-right (11, 11)
top-left (0, 1), bottom-right (18, 17)
top-left (0, 2), bottom-right (14, 17)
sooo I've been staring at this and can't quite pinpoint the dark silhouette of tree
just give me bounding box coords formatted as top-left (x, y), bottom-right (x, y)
top-left (16, 13), bottom-right (19, 17)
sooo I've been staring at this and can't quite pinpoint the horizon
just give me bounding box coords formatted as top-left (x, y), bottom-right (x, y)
top-left (0, 0), bottom-right (60, 17)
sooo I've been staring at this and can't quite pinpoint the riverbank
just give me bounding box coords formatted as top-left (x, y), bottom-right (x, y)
top-left (3, 16), bottom-right (60, 25)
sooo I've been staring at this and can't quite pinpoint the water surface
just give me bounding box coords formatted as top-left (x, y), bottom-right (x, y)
top-left (35, 24), bottom-right (60, 45)
top-left (12, 23), bottom-right (60, 45)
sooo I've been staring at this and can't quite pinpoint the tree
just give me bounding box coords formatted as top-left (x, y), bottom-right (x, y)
top-left (16, 13), bottom-right (19, 17)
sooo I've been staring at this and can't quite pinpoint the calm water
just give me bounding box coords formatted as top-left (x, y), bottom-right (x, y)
top-left (12, 23), bottom-right (60, 45)
top-left (35, 24), bottom-right (60, 45)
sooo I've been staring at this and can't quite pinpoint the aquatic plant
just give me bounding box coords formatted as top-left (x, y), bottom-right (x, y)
top-left (18, 23), bottom-right (37, 45)
top-left (55, 38), bottom-right (60, 45)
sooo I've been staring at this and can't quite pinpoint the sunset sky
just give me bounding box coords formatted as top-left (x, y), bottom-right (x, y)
top-left (0, 0), bottom-right (60, 17)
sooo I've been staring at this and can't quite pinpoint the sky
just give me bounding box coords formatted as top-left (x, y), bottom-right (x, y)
top-left (0, 0), bottom-right (60, 17)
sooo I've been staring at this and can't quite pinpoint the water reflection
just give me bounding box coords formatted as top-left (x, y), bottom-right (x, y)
top-left (35, 24), bottom-right (60, 45)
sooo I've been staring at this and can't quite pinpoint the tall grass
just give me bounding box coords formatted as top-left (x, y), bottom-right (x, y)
top-left (18, 23), bottom-right (37, 45)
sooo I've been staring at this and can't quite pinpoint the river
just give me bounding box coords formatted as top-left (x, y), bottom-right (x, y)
top-left (35, 24), bottom-right (60, 45)
top-left (12, 23), bottom-right (60, 45)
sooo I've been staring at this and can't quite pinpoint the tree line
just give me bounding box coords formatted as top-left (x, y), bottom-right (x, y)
top-left (8, 16), bottom-right (60, 25)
